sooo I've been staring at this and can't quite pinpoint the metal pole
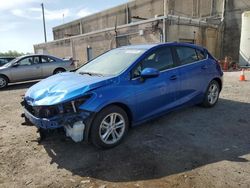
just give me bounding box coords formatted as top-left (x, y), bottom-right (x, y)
top-left (163, 0), bottom-right (167, 43)
top-left (115, 16), bottom-right (118, 48)
top-left (193, 31), bottom-right (196, 44)
top-left (41, 3), bottom-right (47, 43)
top-left (126, 3), bottom-right (129, 24)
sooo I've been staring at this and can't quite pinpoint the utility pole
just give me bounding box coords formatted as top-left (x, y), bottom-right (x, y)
top-left (41, 3), bottom-right (47, 43)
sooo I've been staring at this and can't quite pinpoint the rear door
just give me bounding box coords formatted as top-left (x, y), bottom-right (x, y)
top-left (10, 56), bottom-right (42, 82)
top-left (131, 46), bottom-right (181, 123)
top-left (174, 45), bottom-right (209, 105)
top-left (40, 56), bottom-right (57, 77)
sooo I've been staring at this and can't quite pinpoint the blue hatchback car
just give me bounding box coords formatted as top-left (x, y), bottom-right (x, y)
top-left (22, 42), bottom-right (223, 148)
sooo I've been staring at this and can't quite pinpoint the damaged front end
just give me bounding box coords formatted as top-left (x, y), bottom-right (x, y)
top-left (21, 95), bottom-right (95, 142)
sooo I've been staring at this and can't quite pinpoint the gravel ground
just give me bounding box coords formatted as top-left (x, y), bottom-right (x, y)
top-left (0, 72), bottom-right (250, 188)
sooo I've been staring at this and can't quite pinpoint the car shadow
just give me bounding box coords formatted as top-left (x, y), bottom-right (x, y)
top-left (1, 80), bottom-right (39, 91)
top-left (41, 98), bottom-right (250, 182)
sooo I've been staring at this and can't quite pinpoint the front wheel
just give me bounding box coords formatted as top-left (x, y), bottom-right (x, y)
top-left (90, 105), bottom-right (129, 149)
top-left (201, 80), bottom-right (220, 108)
top-left (53, 68), bottom-right (66, 74)
top-left (0, 76), bottom-right (8, 89)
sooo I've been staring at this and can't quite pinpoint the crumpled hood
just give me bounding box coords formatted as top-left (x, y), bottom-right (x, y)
top-left (25, 72), bottom-right (115, 106)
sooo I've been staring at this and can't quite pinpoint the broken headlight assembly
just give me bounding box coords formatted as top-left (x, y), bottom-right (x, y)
top-left (27, 95), bottom-right (92, 119)
top-left (33, 105), bottom-right (59, 118)
top-left (61, 94), bottom-right (92, 114)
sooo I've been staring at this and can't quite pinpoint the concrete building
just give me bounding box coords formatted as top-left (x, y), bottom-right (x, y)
top-left (34, 0), bottom-right (250, 65)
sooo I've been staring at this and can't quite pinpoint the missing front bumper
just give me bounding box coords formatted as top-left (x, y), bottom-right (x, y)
top-left (22, 106), bottom-right (95, 142)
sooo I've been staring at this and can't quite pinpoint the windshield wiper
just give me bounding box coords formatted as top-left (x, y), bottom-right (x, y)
top-left (79, 72), bottom-right (104, 77)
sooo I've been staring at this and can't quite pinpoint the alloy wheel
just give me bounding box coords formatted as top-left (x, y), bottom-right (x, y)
top-left (207, 83), bottom-right (219, 105)
top-left (99, 113), bottom-right (126, 145)
top-left (0, 77), bottom-right (7, 88)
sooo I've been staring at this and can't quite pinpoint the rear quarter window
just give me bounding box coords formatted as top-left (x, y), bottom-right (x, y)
top-left (176, 46), bottom-right (199, 65)
top-left (47, 57), bottom-right (56, 62)
top-left (196, 49), bottom-right (206, 60)
top-left (41, 56), bottom-right (56, 63)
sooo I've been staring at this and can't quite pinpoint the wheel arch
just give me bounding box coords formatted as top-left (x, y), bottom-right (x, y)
top-left (85, 102), bottom-right (133, 142)
top-left (109, 102), bottom-right (133, 126)
top-left (53, 67), bottom-right (66, 74)
top-left (96, 102), bottom-right (133, 126)
top-left (212, 77), bottom-right (222, 92)
top-left (0, 74), bottom-right (10, 82)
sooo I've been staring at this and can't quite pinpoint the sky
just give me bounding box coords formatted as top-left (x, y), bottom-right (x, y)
top-left (0, 0), bottom-right (129, 53)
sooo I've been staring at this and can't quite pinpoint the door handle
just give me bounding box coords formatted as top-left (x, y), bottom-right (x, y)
top-left (170, 75), bottom-right (177, 80)
top-left (201, 65), bottom-right (208, 70)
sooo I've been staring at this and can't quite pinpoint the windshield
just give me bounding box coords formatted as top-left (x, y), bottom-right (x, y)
top-left (76, 48), bottom-right (146, 76)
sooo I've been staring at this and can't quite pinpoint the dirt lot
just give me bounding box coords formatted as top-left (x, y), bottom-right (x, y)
top-left (0, 72), bottom-right (250, 188)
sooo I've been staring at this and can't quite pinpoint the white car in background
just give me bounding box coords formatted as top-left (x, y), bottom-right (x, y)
top-left (0, 54), bottom-right (76, 88)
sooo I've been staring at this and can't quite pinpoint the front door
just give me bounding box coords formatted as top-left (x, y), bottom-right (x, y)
top-left (131, 46), bottom-right (180, 123)
top-left (11, 56), bottom-right (42, 82)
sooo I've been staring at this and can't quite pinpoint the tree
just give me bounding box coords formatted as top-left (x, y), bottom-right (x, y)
top-left (0, 50), bottom-right (25, 57)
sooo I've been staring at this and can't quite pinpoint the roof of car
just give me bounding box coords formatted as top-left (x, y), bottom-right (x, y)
top-left (119, 44), bottom-right (160, 50)
top-left (15, 54), bottom-right (62, 60)
top-left (119, 42), bottom-right (206, 51)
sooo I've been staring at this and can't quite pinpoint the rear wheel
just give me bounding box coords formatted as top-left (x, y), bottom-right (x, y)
top-left (90, 105), bottom-right (129, 149)
top-left (53, 68), bottom-right (66, 74)
top-left (201, 80), bottom-right (220, 108)
top-left (0, 76), bottom-right (8, 89)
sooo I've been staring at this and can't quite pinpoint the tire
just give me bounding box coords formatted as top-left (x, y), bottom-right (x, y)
top-left (53, 68), bottom-right (66, 74)
top-left (0, 75), bottom-right (8, 89)
top-left (90, 105), bottom-right (129, 149)
top-left (201, 80), bottom-right (220, 108)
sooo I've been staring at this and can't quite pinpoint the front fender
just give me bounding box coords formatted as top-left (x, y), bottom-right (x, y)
top-left (0, 68), bottom-right (11, 82)
top-left (79, 84), bottom-right (136, 114)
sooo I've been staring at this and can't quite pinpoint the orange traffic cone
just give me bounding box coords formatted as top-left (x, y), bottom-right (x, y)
top-left (239, 69), bottom-right (246, 81)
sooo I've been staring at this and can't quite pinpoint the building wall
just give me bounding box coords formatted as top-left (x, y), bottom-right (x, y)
top-left (36, 0), bottom-right (239, 63)
top-left (52, 0), bottom-right (223, 40)
top-left (53, 0), bottom-right (164, 40)
top-left (223, 0), bottom-right (250, 61)
top-left (35, 19), bottom-right (219, 66)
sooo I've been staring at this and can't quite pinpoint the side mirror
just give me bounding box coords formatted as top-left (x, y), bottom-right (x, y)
top-left (140, 68), bottom-right (160, 79)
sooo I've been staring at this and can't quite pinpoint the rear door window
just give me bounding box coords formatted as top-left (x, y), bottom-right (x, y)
top-left (33, 56), bottom-right (40, 64)
top-left (176, 47), bottom-right (199, 65)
